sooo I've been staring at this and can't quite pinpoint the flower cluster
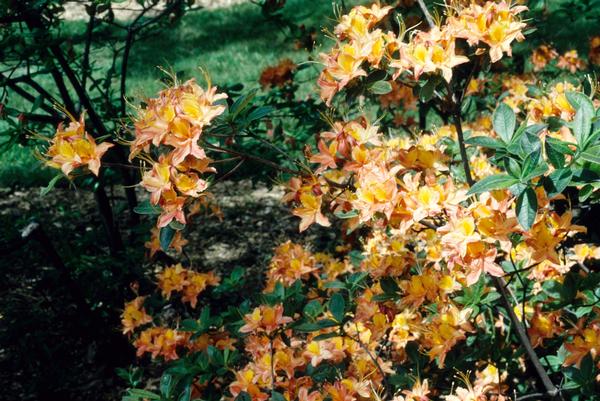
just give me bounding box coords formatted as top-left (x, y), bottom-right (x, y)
top-left (317, 1), bottom-right (527, 104)
top-left (122, 264), bottom-right (226, 361)
top-left (131, 78), bottom-right (227, 228)
top-left (530, 44), bottom-right (591, 73)
top-left (157, 263), bottom-right (220, 308)
top-left (45, 113), bottom-right (113, 177)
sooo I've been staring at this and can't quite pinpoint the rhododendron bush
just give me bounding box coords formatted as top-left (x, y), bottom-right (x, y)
top-left (35, 1), bottom-right (600, 401)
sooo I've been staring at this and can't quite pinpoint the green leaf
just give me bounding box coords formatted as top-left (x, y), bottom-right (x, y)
top-left (303, 300), bottom-right (323, 319)
top-left (334, 210), bottom-right (359, 219)
top-left (370, 80), bottom-right (393, 95)
top-left (271, 391), bottom-right (287, 401)
top-left (293, 322), bottom-right (321, 332)
top-left (180, 318), bottom-right (202, 332)
top-left (30, 95), bottom-right (43, 113)
top-left (317, 319), bottom-right (339, 328)
top-left (128, 389), bottom-right (161, 400)
top-left (235, 392), bottom-right (252, 401)
top-left (579, 184), bottom-right (594, 202)
top-left (178, 385), bottom-right (192, 401)
top-left (544, 168), bottom-right (573, 198)
top-left (567, 91), bottom-right (594, 145)
top-left (245, 106), bottom-right (275, 123)
top-left (493, 103), bottom-right (516, 143)
top-left (516, 187), bottom-right (537, 230)
top-left (545, 137), bottom-right (567, 168)
top-left (521, 150), bottom-right (547, 180)
top-left (467, 174), bottom-right (520, 195)
top-left (134, 200), bottom-right (162, 215)
top-left (504, 157), bottom-right (522, 178)
top-left (169, 220), bottom-right (186, 230)
top-left (518, 130), bottom-right (542, 158)
top-left (159, 226), bottom-right (176, 251)
top-left (380, 277), bottom-right (399, 294)
top-left (464, 136), bottom-right (506, 150)
top-left (40, 174), bottom-right (63, 196)
top-left (229, 90), bottom-right (257, 120)
top-left (418, 78), bottom-right (436, 102)
top-left (312, 332), bottom-right (341, 341)
top-left (580, 150), bottom-right (600, 165)
top-left (160, 374), bottom-right (174, 397)
top-left (328, 293), bottom-right (345, 322)
top-left (323, 280), bottom-right (346, 289)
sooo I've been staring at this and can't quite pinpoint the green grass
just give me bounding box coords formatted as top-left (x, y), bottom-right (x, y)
top-left (126, 0), bottom-right (342, 95)
top-left (0, 145), bottom-right (54, 188)
top-left (0, 0), bottom-right (350, 187)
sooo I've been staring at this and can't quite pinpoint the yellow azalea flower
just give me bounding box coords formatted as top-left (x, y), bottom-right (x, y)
top-left (133, 327), bottom-right (188, 361)
top-left (447, 1), bottom-right (528, 63)
top-left (45, 113), bottom-right (113, 177)
top-left (173, 171), bottom-right (208, 198)
top-left (121, 296), bottom-right (153, 334)
top-left (399, 27), bottom-right (469, 83)
top-left (557, 49), bottom-right (587, 73)
top-left (264, 241), bottom-right (319, 291)
top-left (530, 44), bottom-right (559, 71)
top-left (157, 263), bottom-right (188, 299)
top-left (564, 321), bottom-right (600, 367)
top-left (239, 304), bottom-right (293, 334)
top-left (141, 156), bottom-right (172, 205)
top-left (292, 191), bottom-right (331, 232)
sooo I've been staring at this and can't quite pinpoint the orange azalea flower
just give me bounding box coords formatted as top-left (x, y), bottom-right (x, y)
top-left (379, 81), bottom-right (418, 110)
top-left (590, 36), bottom-right (600, 65)
top-left (134, 327), bottom-right (188, 361)
top-left (46, 113), bottom-right (113, 177)
top-left (570, 243), bottom-right (600, 266)
top-left (353, 162), bottom-right (401, 222)
top-left (131, 78), bottom-right (225, 231)
top-left (121, 296), bottom-right (153, 334)
top-left (310, 139), bottom-right (338, 173)
top-left (265, 241), bottom-right (318, 291)
top-left (157, 263), bottom-right (188, 299)
top-left (528, 306), bottom-right (562, 348)
top-left (530, 44), bottom-right (558, 71)
top-left (181, 271), bottom-right (221, 308)
top-left (334, 3), bottom-right (392, 40)
top-left (557, 50), bottom-right (587, 73)
top-left (564, 320), bottom-right (600, 367)
top-left (229, 368), bottom-right (269, 401)
top-left (292, 191), bottom-right (331, 232)
top-left (401, 378), bottom-right (431, 401)
top-left (397, 26), bottom-right (469, 83)
top-left (157, 189), bottom-right (187, 228)
top-left (240, 304), bottom-right (293, 334)
top-left (173, 171), bottom-right (208, 198)
top-left (447, 1), bottom-right (528, 63)
top-left (145, 226), bottom-right (188, 257)
top-left (141, 156), bottom-right (172, 205)
top-left (423, 304), bottom-right (473, 367)
top-left (131, 79), bottom-right (226, 158)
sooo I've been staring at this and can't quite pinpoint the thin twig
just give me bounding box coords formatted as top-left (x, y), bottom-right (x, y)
top-left (493, 277), bottom-right (561, 400)
top-left (416, 0), bottom-right (435, 29)
top-left (202, 142), bottom-right (301, 175)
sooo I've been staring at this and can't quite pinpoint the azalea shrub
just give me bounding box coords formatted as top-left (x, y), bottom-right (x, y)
top-left (36, 1), bottom-right (600, 401)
